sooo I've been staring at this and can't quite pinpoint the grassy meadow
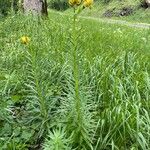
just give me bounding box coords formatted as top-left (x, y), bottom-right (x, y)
top-left (0, 10), bottom-right (150, 149)
top-left (75, 0), bottom-right (150, 24)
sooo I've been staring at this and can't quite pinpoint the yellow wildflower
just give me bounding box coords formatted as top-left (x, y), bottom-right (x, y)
top-left (83, 0), bottom-right (93, 7)
top-left (21, 36), bottom-right (30, 45)
top-left (69, 0), bottom-right (81, 6)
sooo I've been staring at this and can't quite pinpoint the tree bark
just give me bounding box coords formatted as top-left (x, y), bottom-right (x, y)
top-left (23, 0), bottom-right (48, 16)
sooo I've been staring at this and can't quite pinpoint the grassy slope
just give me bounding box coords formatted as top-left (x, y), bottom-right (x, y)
top-left (65, 0), bottom-right (150, 24)
top-left (0, 11), bottom-right (150, 149)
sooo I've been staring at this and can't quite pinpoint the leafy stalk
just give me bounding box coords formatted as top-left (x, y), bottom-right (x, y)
top-left (72, 7), bottom-right (82, 130)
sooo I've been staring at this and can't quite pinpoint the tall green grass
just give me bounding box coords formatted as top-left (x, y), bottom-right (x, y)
top-left (0, 12), bottom-right (150, 149)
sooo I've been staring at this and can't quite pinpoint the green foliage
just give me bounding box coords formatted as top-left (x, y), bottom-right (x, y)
top-left (0, 0), bottom-right (11, 15)
top-left (0, 0), bottom-right (19, 16)
top-left (0, 10), bottom-right (150, 149)
top-left (48, 0), bottom-right (69, 11)
top-left (43, 127), bottom-right (72, 150)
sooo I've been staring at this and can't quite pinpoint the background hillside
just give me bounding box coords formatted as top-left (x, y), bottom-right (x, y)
top-left (47, 0), bottom-right (150, 23)
top-left (80, 0), bottom-right (150, 23)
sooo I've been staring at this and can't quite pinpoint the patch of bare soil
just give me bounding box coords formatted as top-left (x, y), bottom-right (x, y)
top-left (103, 6), bottom-right (135, 18)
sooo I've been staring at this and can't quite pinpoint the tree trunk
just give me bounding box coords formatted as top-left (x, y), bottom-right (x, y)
top-left (23, 0), bottom-right (48, 16)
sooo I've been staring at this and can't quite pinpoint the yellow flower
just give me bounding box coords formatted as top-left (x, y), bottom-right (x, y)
top-left (21, 36), bottom-right (30, 45)
top-left (69, 0), bottom-right (81, 6)
top-left (83, 0), bottom-right (93, 7)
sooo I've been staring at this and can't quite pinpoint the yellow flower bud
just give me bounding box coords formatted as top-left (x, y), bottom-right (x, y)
top-left (69, 0), bottom-right (81, 6)
top-left (21, 36), bottom-right (30, 45)
top-left (83, 0), bottom-right (93, 7)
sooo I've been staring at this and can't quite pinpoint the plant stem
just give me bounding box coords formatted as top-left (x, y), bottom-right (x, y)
top-left (29, 48), bottom-right (48, 121)
top-left (72, 8), bottom-right (82, 128)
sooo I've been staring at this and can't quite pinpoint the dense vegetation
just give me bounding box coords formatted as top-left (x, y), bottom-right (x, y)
top-left (0, 0), bottom-right (19, 16)
top-left (0, 7), bottom-right (150, 149)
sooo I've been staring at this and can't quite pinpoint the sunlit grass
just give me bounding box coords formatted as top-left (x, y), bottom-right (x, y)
top-left (0, 11), bottom-right (150, 149)
top-left (73, 0), bottom-right (150, 24)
